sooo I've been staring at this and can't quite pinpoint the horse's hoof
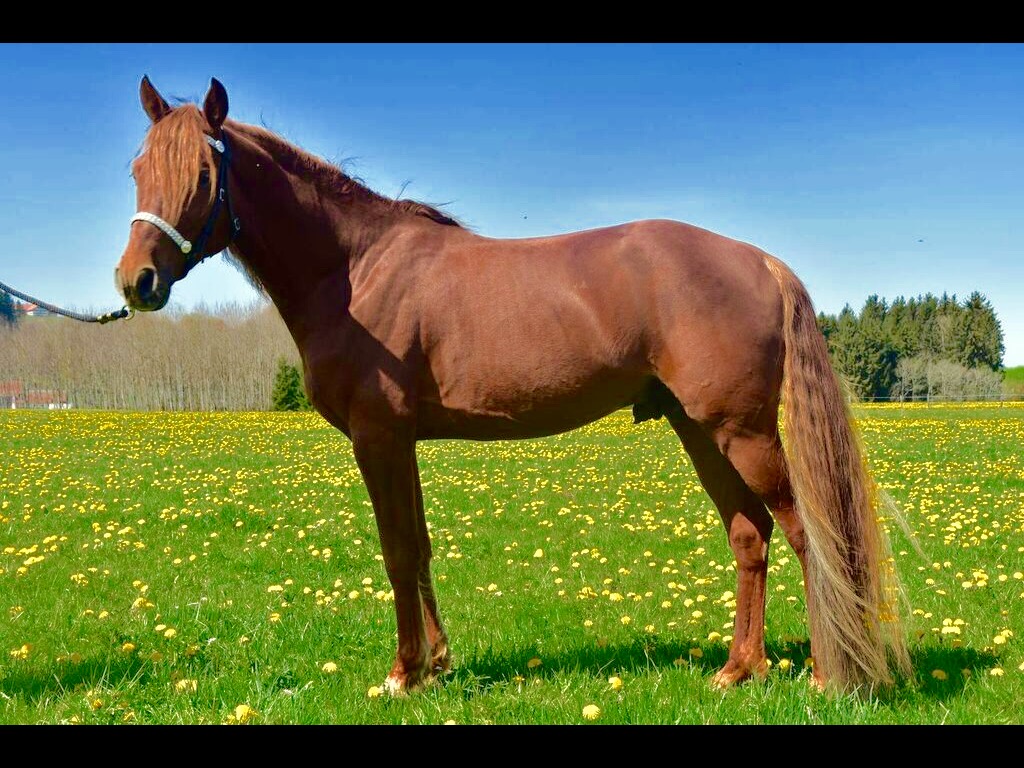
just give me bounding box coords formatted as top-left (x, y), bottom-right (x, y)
top-left (712, 658), bottom-right (769, 689)
top-left (384, 662), bottom-right (442, 695)
top-left (712, 664), bottom-right (747, 689)
top-left (383, 675), bottom-right (409, 696)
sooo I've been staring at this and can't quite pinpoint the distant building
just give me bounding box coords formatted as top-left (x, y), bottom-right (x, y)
top-left (0, 380), bottom-right (22, 409)
top-left (12, 301), bottom-right (51, 318)
top-left (25, 390), bottom-right (69, 409)
top-left (0, 380), bottom-right (70, 409)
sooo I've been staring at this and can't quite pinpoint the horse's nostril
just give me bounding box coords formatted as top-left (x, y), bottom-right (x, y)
top-left (136, 268), bottom-right (157, 303)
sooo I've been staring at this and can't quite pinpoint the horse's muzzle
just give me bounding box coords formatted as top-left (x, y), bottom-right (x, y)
top-left (117, 265), bottom-right (170, 312)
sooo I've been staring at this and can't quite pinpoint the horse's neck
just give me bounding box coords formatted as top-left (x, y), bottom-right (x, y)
top-left (225, 125), bottom-right (398, 343)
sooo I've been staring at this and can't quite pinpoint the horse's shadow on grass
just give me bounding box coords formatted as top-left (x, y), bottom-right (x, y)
top-left (0, 642), bottom-right (996, 708)
top-left (444, 637), bottom-right (999, 702)
top-left (0, 656), bottom-right (153, 707)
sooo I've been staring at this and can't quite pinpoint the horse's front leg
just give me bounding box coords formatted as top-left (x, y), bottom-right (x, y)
top-left (352, 427), bottom-right (432, 693)
top-left (412, 459), bottom-right (450, 673)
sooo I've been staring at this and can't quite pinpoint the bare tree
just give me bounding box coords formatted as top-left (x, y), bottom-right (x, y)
top-left (0, 301), bottom-right (299, 410)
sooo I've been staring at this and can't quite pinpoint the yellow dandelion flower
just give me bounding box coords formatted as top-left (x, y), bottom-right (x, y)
top-left (322, 661), bottom-right (338, 673)
top-left (689, 648), bottom-right (703, 659)
top-left (348, 590), bottom-right (360, 600)
top-left (164, 628), bottom-right (177, 639)
top-left (582, 704), bottom-right (601, 720)
top-left (993, 635), bottom-right (1006, 646)
top-left (175, 679), bottom-right (198, 693)
top-left (9, 644), bottom-right (31, 660)
top-left (931, 669), bottom-right (947, 680)
top-left (267, 585), bottom-right (284, 593)
top-left (232, 704), bottom-right (257, 723)
top-left (620, 615), bottom-right (631, 625)
top-left (533, 549), bottom-right (544, 558)
top-left (444, 720), bottom-right (457, 725)
top-left (527, 657), bottom-right (543, 669)
top-left (608, 676), bottom-right (623, 691)
top-left (367, 686), bottom-right (384, 698)
top-left (990, 667), bottom-right (1004, 677)
top-left (121, 642), bottom-right (136, 654)
top-left (777, 658), bottom-right (792, 672)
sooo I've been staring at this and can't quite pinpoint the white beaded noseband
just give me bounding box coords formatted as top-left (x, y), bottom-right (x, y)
top-left (130, 135), bottom-right (229, 256)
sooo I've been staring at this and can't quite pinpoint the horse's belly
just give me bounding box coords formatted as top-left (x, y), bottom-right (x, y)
top-left (415, 368), bottom-right (648, 440)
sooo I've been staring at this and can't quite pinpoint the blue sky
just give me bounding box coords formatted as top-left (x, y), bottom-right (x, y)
top-left (2, 43), bottom-right (1022, 364)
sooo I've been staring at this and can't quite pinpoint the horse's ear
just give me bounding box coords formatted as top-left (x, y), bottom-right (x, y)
top-left (203, 78), bottom-right (229, 132)
top-left (140, 75), bottom-right (171, 123)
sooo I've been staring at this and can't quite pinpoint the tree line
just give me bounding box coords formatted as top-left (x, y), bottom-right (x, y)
top-left (817, 291), bottom-right (1005, 401)
top-left (0, 301), bottom-right (299, 411)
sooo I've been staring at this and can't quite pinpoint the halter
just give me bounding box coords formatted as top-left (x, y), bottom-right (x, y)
top-left (130, 133), bottom-right (241, 272)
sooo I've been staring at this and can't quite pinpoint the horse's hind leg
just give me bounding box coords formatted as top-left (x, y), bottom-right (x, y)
top-left (717, 426), bottom-right (824, 687)
top-left (668, 413), bottom-right (774, 687)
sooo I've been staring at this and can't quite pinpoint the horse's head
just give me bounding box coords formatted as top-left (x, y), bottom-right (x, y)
top-left (115, 76), bottom-right (238, 311)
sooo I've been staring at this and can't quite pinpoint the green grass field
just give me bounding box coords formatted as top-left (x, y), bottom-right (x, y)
top-left (1004, 366), bottom-right (1024, 396)
top-left (0, 405), bottom-right (1021, 724)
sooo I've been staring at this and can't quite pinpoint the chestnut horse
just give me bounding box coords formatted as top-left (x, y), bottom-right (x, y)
top-left (115, 77), bottom-right (910, 694)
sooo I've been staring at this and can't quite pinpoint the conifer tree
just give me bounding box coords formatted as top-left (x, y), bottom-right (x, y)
top-left (0, 290), bottom-right (15, 327)
top-left (271, 359), bottom-right (311, 411)
top-left (957, 292), bottom-right (1004, 371)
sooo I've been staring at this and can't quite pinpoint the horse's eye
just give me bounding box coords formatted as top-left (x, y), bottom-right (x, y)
top-left (198, 169), bottom-right (210, 187)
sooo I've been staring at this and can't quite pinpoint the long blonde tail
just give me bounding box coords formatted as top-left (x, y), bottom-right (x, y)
top-left (765, 254), bottom-right (910, 691)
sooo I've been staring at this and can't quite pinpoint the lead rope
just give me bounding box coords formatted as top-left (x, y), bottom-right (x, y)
top-left (0, 278), bottom-right (132, 325)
